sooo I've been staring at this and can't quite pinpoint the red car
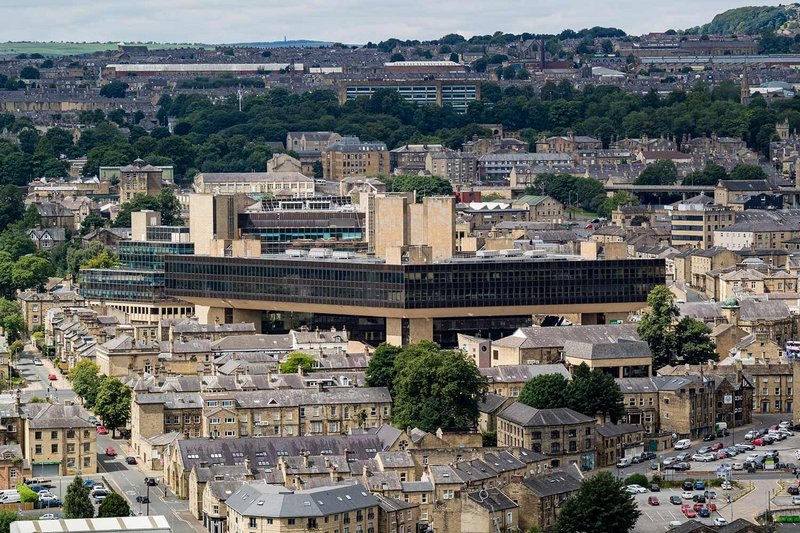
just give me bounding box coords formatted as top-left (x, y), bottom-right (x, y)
top-left (96, 426), bottom-right (108, 435)
top-left (47, 374), bottom-right (56, 381)
top-left (710, 443), bottom-right (723, 451)
top-left (693, 502), bottom-right (704, 512)
top-left (585, 223), bottom-right (594, 229)
top-left (682, 507), bottom-right (697, 518)
top-left (648, 496), bottom-right (660, 506)
top-left (708, 502), bottom-right (717, 511)
top-left (105, 447), bottom-right (117, 457)
top-left (752, 438), bottom-right (765, 446)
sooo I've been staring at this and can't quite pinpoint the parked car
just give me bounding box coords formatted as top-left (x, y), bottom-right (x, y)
top-left (707, 501), bottom-right (717, 512)
top-left (105, 447), bottom-right (117, 457)
top-left (698, 507), bottom-right (710, 518)
top-left (28, 485), bottom-right (47, 493)
top-left (682, 507), bottom-right (697, 518)
top-left (694, 481), bottom-right (705, 490)
top-left (703, 434), bottom-right (716, 441)
top-left (792, 495), bottom-right (800, 505)
top-left (789, 486), bottom-right (800, 496)
top-left (626, 485), bottom-right (647, 494)
top-left (692, 453), bottom-right (708, 462)
top-left (125, 456), bottom-right (137, 465)
top-left (33, 358), bottom-right (42, 366)
top-left (692, 495), bottom-right (706, 503)
top-left (663, 457), bottom-right (677, 466)
top-left (39, 514), bottom-right (56, 520)
top-left (136, 495), bottom-right (149, 504)
top-left (96, 426), bottom-right (108, 435)
top-left (693, 502), bottom-right (704, 512)
top-left (82, 480), bottom-right (97, 488)
top-left (731, 463), bottom-right (744, 471)
top-left (721, 481), bottom-right (733, 490)
top-left (674, 439), bottom-right (691, 450)
top-left (714, 518), bottom-right (728, 526)
top-left (94, 495), bottom-right (106, 504)
top-left (648, 496), bottom-right (660, 506)
top-left (144, 477), bottom-right (158, 487)
top-left (650, 484), bottom-right (660, 492)
top-left (47, 374), bottom-right (56, 381)
top-left (669, 495), bottom-right (682, 505)
top-left (676, 453), bottom-right (690, 462)
top-left (617, 457), bottom-right (632, 468)
top-left (681, 491), bottom-right (693, 499)
top-left (672, 462), bottom-right (691, 471)
top-left (752, 438), bottom-right (765, 446)
top-left (649, 461), bottom-right (659, 470)
top-left (710, 443), bottom-right (723, 451)
top-left (641, 452), bottom-right (657, 461)
top-left (682, 481), bottom-right (694, 491)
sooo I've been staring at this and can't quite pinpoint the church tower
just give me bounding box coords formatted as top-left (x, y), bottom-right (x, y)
top-left (741, 67), bottom-right (751, 105)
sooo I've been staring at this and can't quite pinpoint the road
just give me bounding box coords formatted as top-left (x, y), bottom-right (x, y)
top-left (14, 350), bottom-right (199, 532)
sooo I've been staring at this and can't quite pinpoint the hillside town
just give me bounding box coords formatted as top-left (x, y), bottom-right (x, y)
top-left (9, 4), bottom-right (800, 533)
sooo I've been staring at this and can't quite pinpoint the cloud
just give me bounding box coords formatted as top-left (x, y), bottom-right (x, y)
top-left (0, 0), bottom-right (782, 43)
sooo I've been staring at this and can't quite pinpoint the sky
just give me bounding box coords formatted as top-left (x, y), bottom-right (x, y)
top-left (0, 0), bottom-right (784, 44)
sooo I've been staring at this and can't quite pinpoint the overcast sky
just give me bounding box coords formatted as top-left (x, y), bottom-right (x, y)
top-left (0, 0), bottom-right (782, 44)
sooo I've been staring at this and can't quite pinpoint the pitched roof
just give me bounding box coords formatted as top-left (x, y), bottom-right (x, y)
top-left (493, 324), bottom-right (640, 350)
top-left (563, 338), bottom-right (652, 360)
top-left (499, 404), bottom-right (594, 427)
top-left (479, 364), bottom-right (570, 382)
top-left (226, 482), bottom-right (379, 518)
top-left (522, 470), bottom-right (583, 497)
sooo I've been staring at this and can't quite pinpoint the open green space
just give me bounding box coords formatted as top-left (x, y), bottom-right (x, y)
top-left (0, 42), bottom-right (213, 57)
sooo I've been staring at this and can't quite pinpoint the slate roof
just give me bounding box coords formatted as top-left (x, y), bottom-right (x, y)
top-left (595, 423), bottom-right (645, 438)
top-left (492, 324), bottom-right (640, 349)
top-left (478, 393), bottom-right (508, 414)
top-left (499, 404), bottom-right (594, 427)
top-left (211, 334), bottom-right (293, 352)
top-left (25, 403), bottom-right (94, 429)
top-left (467, 487), bottom-right (518, 511)
top-left (717, 180), bottom-right (771, 192)
top-left (522, 470), bottom-right (582, 497)
top-left (225, 482), bottom-right (379, 517)
top-left (562, 338), bottom-right (652, 360)
top-left (479, 364), bottom-right (570, 383)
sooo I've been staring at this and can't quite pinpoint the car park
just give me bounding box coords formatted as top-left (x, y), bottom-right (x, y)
top-left (669, 495), bottom-right (682, 505)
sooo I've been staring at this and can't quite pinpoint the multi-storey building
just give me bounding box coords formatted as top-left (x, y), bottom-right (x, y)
top-left (337, 79), bottom-right (481, 112)
top-left (497, 404), bottom-right (596, 470)
top-left (118, 158), bottom-right (165, 201)
top-left (192, 172), bottom-right (315, 197)
top-left (595, 424), bottom-right (646, 467)
top-left (23, 403), bottom-right (96, 476)
top-left (17, 289), bottom-right (85, 333)
top-left (424, 149), bottom-right (477, 185)
top-left (665, 195), bottom-right (735, 249)
top-left (321, 136), bottom-right (389, 181)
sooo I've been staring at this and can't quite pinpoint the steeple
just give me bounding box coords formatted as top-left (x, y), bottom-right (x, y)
top-left (741, 66), bottom-right (751, 106)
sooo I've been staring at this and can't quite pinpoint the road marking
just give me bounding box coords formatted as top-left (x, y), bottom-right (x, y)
top-left (125, 490), bottom-right (137, 496)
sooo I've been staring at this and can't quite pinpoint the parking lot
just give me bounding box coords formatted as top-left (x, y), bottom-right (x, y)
top-left (632, 487), bottom-right (731, 532)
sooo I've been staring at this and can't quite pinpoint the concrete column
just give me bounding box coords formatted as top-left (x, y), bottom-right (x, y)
top-left (232, 309), bottom-right (262, 332)
top-left (194, 305), bottom-right (226, 325)
top-left (408, 318), bottom-right (433, 344)
top-left (386, 318), bottom-right (403, 347)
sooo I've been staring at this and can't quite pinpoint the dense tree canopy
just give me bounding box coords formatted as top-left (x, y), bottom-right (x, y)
top-left (97, 493), bottom-right (131, 517)
top-left (93, 378), bottom-right (131, 436)
top-left (279, 352), bottom-right (317, 373)
top-left (390, 341), bottom-right (488, 432)
top-left (554, 471), bottom-right (640, 533)
top-left (383, 174), bottom-right (453, 199)
top-left (69, 360), bottom-right (102, 408)
top-left (63, 476), bottom-right (94, 519)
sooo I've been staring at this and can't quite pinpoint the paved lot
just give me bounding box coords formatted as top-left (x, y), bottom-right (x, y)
top-left (632, 488), bottom-right (727, 532)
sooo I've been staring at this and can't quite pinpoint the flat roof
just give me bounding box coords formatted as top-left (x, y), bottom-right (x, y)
top-left (105, 63), bottom-right (300, 72)
top-left (10, 515), bottom-right (171, 533)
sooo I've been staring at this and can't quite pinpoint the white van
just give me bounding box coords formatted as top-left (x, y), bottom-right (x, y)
top-left (674, 439), bottom-right (692, 450)
top-left (0, 492), bottom-right (20, 503)
top-left (0, 489), bottom-right (18, 500)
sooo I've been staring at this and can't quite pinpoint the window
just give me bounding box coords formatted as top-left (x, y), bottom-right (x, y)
top-left (51, 444), bottom-right (58, 453)
top-left (443, 489), bottom-right (454, 500)
top-left (585, 427), bottom-right (592, 436)
top-left (83, 443), bottom-right (90, 453)
top-left (329, 422), bottom-right (340, 433)
top-left (288, 519), bottom-right (296, 525)
top-left (67, 444), bottom-right (75, 453)
top-left (9, 468), bottom-right (16, 479)
top-left (212, 505), bottom-right (219, 514)
top-left (210, 418), bottom-right (220, 425)
top-left (35, 445), bottom-right (42, 454)
top-left (532, 431), bottom-right (541, 440)
top-left (551, 442), bottom-right (561, 454)
top-left (35, 431), bottom-right (41, 440)
top-left (224, 417), bottom-right (235, 424)
top-left (84, 457), bottom-right (91, 467)
top-left (248, 517), bottom-right (257, 528)
top-left (568, 429), bottom-right (576, 438)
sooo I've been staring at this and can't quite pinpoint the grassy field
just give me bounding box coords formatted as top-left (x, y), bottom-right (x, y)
top-left (0, 42), bottom-right (213, 57)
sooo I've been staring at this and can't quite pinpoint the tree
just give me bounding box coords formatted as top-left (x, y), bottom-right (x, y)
top-left (674, 316), bottom-right (718, 365)
top-left (728, 163), bottom-right (768, 181)
top-left (518, 373), bottom-right (569, 409)
top-left (365, 343), bottom-right (402, 391)
top-left (391, 342), bottom-right (488, 432)
top-left (599, 191), bottom-right (639, 218)
top-left (624, 473), bottom-right (649, 487)
top-left (312, 160), bottom-right (323, 179)
top-left (80, 213), bottom-right (108, 235)
top-left (69, 360), bottom-right (102, 408)
top-left (97, 492), bottom-right (131, 517)
top-left (637, 286), bottom-right (679, 369)
top-left (635, 160), bottom-right (678, 185)
top-left (16, 483), bottom-right (37, 503)
top-left (0, 509), bottom-right (19, 533)
top-left (554, 472), bottom-right (640, 533)
top-left (279, 352), bottom-right (317, 373)
top-left (93, 378), bottom-right (131, 436)
top-left (113, 189), bottom-right (182, 228)
top-left (568, 364), bottom-right (625, 423)
top-left (21, 204), bottom-right (41, 228)
top-left (81, 250), bottom-right (119, 270)
top-left (0, 299), bottom-right (24, 342)
top-left (449, 52), bottom-right (459, 63)
top-left (0, 186), bottom-right (24, 233)
top-left (11, 255), bottom-right (53, 290)
top-left (383, 174), bottom-right (452, 199)
top-left (389, 53), bottom-right (405, 62)
top-left (19, 66), bottom-right (39, 80)
top-left (63, 476), bottom-right (94, 519)
top-left (99, 81), bottom-right (129, 98)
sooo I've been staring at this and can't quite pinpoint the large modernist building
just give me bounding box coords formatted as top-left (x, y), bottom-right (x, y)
top-left (157, 192), bottom-right (666, 345)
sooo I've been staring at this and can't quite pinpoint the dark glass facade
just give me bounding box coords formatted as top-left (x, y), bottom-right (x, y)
top-left (164, 256), bottom-right (665, 310)
top-left (80, 269), bottom-right (166, 302)
top-left (119, 241), bottom-right (195, 270)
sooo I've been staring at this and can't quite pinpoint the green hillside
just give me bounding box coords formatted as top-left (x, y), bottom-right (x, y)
top-left (695, 5), bottom-right (800, 35)
top-left (0, 42), bottom-right (213, 57)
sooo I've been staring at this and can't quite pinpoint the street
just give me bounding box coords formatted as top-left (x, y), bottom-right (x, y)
top-left (14, 350), bottom-right (199, 532)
